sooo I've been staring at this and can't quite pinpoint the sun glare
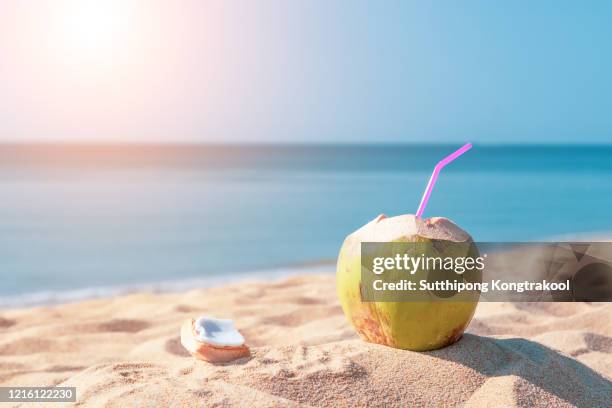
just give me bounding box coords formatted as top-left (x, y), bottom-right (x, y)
top-left (49, 0), bottom-right (137, 66)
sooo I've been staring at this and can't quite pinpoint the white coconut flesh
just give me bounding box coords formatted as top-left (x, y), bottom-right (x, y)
top-left (194, 317), bottom-right (245, 347)
top-left (354, 214), bottom-right (470, 242)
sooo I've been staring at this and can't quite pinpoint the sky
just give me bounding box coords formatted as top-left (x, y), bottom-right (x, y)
top-left (0, 0), bottom-right (611, 144)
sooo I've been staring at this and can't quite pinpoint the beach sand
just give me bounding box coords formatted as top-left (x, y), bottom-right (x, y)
top-left (0, 273), bottom-right (610, 407)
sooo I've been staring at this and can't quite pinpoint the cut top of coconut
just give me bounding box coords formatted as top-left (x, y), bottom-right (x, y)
top-left (194, 317), bottom-right (245, 347)
top-left (354, 214), bottom-right (471, 243)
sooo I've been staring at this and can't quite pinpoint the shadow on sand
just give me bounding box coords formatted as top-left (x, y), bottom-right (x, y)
top-left (426, 334), bottom-right (611, 408)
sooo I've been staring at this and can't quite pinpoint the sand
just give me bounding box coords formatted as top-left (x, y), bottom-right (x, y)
top-left (0, 273), bottom-right (610, 407)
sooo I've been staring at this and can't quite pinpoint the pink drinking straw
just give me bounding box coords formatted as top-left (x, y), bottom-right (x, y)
top-left (415, 143), bottom-right (473, 218)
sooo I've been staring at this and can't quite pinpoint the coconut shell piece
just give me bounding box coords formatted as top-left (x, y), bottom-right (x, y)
top-left (180, 318), bottom-right (250, 363)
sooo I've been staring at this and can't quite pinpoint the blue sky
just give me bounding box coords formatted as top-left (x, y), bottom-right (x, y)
top-left (0, 1), bottom-right (611, 143)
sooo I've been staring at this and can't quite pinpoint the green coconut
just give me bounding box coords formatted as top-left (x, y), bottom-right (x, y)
top-left (336, 214), bottom-right (481, 351)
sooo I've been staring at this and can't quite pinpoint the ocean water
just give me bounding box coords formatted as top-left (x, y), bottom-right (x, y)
top-left (2, 144), bottom-right (612, 305)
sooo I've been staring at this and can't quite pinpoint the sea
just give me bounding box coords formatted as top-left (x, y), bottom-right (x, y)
top-left (2, 144), bottom-right (612, 306)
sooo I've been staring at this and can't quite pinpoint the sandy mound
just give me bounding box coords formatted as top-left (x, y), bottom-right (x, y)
top-left (0, 274), bottom-right (610, 407)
